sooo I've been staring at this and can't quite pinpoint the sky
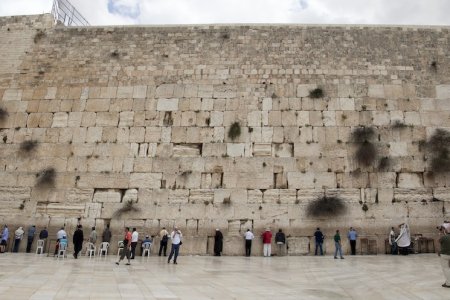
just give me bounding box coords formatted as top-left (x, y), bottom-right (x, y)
top-left (0, 0), bottom-right (449, 26)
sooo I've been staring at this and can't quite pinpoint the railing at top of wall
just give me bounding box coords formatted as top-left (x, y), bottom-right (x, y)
top-left (51, 0), bottom-right (90, 26)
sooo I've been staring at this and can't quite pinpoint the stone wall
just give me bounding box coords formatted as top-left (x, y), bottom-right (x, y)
top-left (0, 14), bottom-right (449, 255)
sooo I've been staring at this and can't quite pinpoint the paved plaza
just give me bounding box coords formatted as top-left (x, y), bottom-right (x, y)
top-left (0, 253), bottom-right (448, 299)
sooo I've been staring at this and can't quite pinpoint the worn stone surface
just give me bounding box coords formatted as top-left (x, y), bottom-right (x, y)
top-left (0, 15), bottom-right (449, 255)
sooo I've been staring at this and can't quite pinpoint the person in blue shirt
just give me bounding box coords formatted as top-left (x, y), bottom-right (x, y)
top-left (347, 227), bottom-right (358, 255)
top-left (1, 225), bottom-right (9, 252)
top-left (314, 228), bottom-right (324, 255)
top-left (59, 235), bottom-right (68, 249)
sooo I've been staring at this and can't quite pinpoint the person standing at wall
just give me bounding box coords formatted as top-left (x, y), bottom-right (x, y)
top-left (244, 229), bottom-right (254, 257)
top-left (116, 227), bottom-right (132, 265)
top-left (275, 229), bottom-right (286, 256)
top-left (314, 228), bottom-right (324, 256)
top-left (1, 225), bottom-right (9, 252)
top-left (389, 227), bottom-right (398, 255)
top-left (439, 226), bottom-right (450, 288)
top-left (334, 230), bottom-right (344, 259)
top-left (13, 226), bottom-right (24, 252)
top-left (55, 227), bottom-right (67, 256)
top-left (262, 228), bottom-right (273, 257)
top-left (347, 227), bottom-right (358, 255)
top-left (214, 229), bottom-right (223, 256)
top-left (39, 227), bottom-right (48, 253)
top-left (130, 228), bottom-right (139, 259)
top-left (159, 227), bottom-right (169, 256)
top-left (395, 223), bottom-right (411, 255)
top-left (89, 227), bottom-right (97, 244)
top-left (168, 227), bottom-right (182, 264)
top-left (73, 225), bottom-right (84, 259)
top-left (26, 225), bottom-right (36, 253)
top-left (102, 224), bottom-right (111, 244)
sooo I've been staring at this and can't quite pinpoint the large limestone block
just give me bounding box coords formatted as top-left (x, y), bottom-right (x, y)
top-left (168, 189), bottom-right (189, 204)
top-left (157, 98), bottom-right (179, 111)
top-left (202, 143), bottom-right (226, 157)
top-left (84, 202), bottom-right (102, 218)
top-left (287, 237), bottom-right (310, 255)
top-left (116, 86), bottom-right (133, 98)
top-left (189, 189), bottom-right (214, 204)
top-left (177, 237), bottom-right (207, 255)
top-left (397, 173), bottom-right (423, 188)
top-left (93, 190), bottom-right (122, 203)
top-left (433, 188), bottom-right (450, 202)
top-left (99, 87), bottom-right (117, 99)
top-left (279, 189), bottom-right (297, 204)
top-left (393, 188), bottom-right (433, 202)
top-left (262, 189), bottom-right (279, 204)
top-left (129, 173), bottom-right (162, 188)
top-left (253, 143), bottom-right (271, 156)
top-left (368, 85), bottom-right (384, 98)
top-left (273, 143), bottom-right (293, 157)
top-left (173, 144), bottom-right (201, 157)
top-left (227, 143), bottom-right (245, 157)
top-left (66, 188), bottom-right (94, 203)
top-left (123, 189), bottom-right (138, 203)
top-left (287, 172), bottom-right (315, 189)
top-left (223, 172), bottom-right (273, 189)
top-left (156, 84), bottom-right (175, 98)
top-left (297, 84), bottom-right (315, 98)
top-left (96, 112), bottom-right (119, 127)
top-left (51, 112), bottom-right (68, 128)
top-left (436, 85), bottom-right (450, 99)
top-left (86, 99), bottom-right (110, 112)
top-left (384, 85), bottom-right (404, 99)
top-left (133, 86), bottom-right (147, 99)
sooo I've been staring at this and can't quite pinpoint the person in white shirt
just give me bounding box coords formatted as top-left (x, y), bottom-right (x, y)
top-left (55, 227), bottom-right (67, 255)
top-left (13, 227), bottom-right (24, 252)
top-left (131, 228), bottom-right (139, 259)
top-left (168, 227), bottom-right (182, 264)
top-left (244, 229), bottom-right (254, 257)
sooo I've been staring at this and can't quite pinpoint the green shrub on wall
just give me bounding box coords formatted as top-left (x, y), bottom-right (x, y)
top-left (307, 196), bottom-right (346, 217)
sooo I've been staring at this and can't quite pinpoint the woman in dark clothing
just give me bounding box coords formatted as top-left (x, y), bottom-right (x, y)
top-left (214, 229), bottom-right (223, 256)
top-left (73, 225), bottom-right (84, 259)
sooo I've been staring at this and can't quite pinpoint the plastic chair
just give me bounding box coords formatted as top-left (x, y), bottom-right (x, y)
top-left (98, 242), bottom-right (109, 257)
top-left (36, 239), bottom-right (45, 255)
top-left (86, 242), bottom-right (96, 258)
top-left (117, 241), bottom-right (124, 258)
top-left (142, 242), bottom-right (151, 257)
top-left (57, 243), bottom-right (67, 259)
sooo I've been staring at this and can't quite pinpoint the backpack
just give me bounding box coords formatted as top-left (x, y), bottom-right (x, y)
top-left (162, 234), bottom-right (169, 242)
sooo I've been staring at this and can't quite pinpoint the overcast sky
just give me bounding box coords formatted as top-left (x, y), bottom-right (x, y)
top-left (0, 0), bottom-right (449, 26)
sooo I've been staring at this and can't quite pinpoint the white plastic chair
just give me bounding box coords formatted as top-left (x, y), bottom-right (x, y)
top-left (142, 242), bottom-right (151, 257)
top-left (57, 243), bottom-right (67, 259)
top-left (35, 239), bottom-right (45, 254)
top-left (86, 242), bottom-right (96, 258)
top-left (98, 242), bottom-right (109, 257)
top-left (117, 241), bottom-right (124, 258)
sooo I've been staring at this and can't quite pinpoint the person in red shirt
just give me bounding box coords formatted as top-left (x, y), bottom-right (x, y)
top-left (262, 228), bottom-right (273, 257)
top-left (116, 227), bottom-right (132, 265)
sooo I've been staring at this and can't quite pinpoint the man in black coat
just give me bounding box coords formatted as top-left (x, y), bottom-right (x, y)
top-left (73, 225), bottom-right (84, 259)
top-left (214, 229), bottom-right (223, 256)
top-left (275, 229), bottom-right (286, 256)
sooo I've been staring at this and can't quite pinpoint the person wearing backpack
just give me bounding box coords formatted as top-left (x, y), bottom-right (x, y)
top-left (159, 227), bottom-right (169, 256)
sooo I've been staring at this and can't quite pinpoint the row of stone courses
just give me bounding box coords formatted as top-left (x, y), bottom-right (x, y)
top-left (3, 83), bottom-right (450, 101)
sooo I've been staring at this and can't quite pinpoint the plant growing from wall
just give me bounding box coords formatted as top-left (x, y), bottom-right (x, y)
top-left (34, 29), bottom-right (45, 43)
top-left (351, 126), bottom-right (377, 167)
top-left (19, 140), bottom-right (38, 153)
top-left (113, 200), bottom-right (140, 218)
top-left (306, 196), bottom-right (346, 217)
top-left (309, 87), bottom-right (324, 99)
top-left (223, 197), bottom-right (231, 205)
top-left (378, 156), bottom-right (391, 171)
top-left (424, 128), bottom-right (450, 172)
top-left (0, 108), bottom-right (9, 122)
top-left (228, 122), bottom-right (241, 141)
top-left (35, 167), bottom-right (56, 188)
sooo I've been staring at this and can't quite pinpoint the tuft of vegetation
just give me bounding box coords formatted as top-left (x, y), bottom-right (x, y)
top-left (309, 88), bottom-right (324, 99)
top-left (228, 122), bottom-right (241, 141)
top-left (392, 120), bottom-right (407, 129)
top-left (35, 168), bottom-right (56, 188)
top-left (306, 196), bottom-right (346, 218)
top-left (220, 32), bottom-right (230, 39)
top-left (362, 203), bottom-right (369, 212)
top-left (352, 126), bottom-right (375, 143)
top-left (352, 126), bottom-right (377, 167)
top-left (424, 129), bottom-right (450, 172)
top-left (223, 197), bottom-right (231, 205)
top-left (19, 140), bottom-right (38, 153)
top-left (113, 200), bottom-right (140, 218)
top-left (378, 156), bottom-right (390, 171)
top-left (431, 61), bottom-right (437, 72)
top-left (33, 30), bottom-right (45, 43)
top-left (110, 50), bottom-right (120, 58)
top-left (0, 108), bottom-right (9, 121)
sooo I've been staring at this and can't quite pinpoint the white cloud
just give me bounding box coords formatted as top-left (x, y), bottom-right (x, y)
top-left (0, 0), bottom-right (449, 26)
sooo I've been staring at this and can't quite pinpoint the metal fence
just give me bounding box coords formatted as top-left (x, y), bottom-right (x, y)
top-left (51, 0), bottom-right (90, 26)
